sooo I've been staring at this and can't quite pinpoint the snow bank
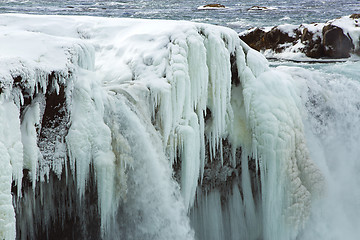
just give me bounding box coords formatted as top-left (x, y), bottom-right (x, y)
top-left (0, 14), bottom-right (324, 240)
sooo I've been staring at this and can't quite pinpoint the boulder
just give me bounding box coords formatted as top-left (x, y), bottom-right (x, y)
top-left (322, 25), bottom-right (354, 58)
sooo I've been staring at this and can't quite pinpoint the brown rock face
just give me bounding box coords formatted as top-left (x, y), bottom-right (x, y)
top-left (322, 25), bottom-right (354, 58)
top-left (240, 27), bottom-right (298, 53)
top-left (240, 16), bottom-right (358, 59)
top-left (203, 4), bottom-right (225, 8)
top-left (263, 28), bottom-right (298, 52)
top-left (301, 27), bottom-right (324, 58)
top-left (239, 28), bottom-right (266, 51)
top-left (350, 14), bottom-right (360, 19)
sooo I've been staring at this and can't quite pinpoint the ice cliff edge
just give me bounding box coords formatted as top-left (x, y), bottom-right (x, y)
top-left (0, 14), bottom-right (324, 240)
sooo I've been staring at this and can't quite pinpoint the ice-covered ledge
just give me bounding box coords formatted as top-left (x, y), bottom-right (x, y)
top-left (0, 14), bottom-right (323, 240)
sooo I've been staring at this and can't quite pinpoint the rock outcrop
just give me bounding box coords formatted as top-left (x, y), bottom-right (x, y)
top-left (203, 4), bottom-right (225, 8)
top-left (197, 4), bottom-right (226, 10)
top-left (248, 6), bottom-right (276, 11)
top-left (322, 25), bottom-right (354, 58)
top-left (240, 15), bottom-right (360, 59)
top-left (240, 27), bottom-right (300, 54)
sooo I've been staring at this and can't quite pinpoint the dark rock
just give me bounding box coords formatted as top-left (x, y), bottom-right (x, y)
top-left (13, 75), bottom-right (22, 83)
top-left (11, 69), bottom-right (101, 240)
top-left (15, 166), bottom-right (101, 240)
top-left (350, 14), bottom-right (360, 27)
top-left (239, 28), bottom-right (266, 51)
top-left (240, 16), bottom-right (358, 59)
top-left (203, 4), bottom-right (225, 8)
top-left (301, 27), bottom-right (324, 58)
top-left (248, 6), bottom-right (269, 11)
top-left (204, 107), bottom-right (212, 123)
top-left (230, 52), bottom-right (240, 86)
top-left (322, 25), bottom-right (354, 58)
top-left (350, 13), bottom-right (360, 19)
top-left (240, 27), bottom-right (297, 53)
top-left (263, 27), bottom-right (298, 52)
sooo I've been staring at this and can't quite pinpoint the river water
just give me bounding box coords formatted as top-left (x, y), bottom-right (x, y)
top-left (1, 0), bottom-right (359, 33)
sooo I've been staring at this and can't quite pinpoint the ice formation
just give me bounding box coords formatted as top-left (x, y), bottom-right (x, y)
top-left (0, 14), bottom-right (325, 239)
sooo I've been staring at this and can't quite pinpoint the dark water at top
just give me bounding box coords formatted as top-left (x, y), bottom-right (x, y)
top-left (1, 0), bottom-right (359, 32)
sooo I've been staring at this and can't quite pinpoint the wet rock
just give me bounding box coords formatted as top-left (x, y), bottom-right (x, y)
top-left (322, 25), bottom-right (354, 58)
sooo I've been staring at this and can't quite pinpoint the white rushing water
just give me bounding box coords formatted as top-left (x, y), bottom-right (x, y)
top-left (0, 13), bottom-right (359, 240)
top-left (277, 62), bottom-right (360, 239)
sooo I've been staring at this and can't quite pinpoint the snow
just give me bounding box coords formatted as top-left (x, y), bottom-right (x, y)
top-left (301, 23), bottom-right (325, 41)
top-left (0, 13), bottom-right (325, 240)
top-left (277, 24), bottom-right (298, 38)
top-left (329, 15), bottom-right (360, 51)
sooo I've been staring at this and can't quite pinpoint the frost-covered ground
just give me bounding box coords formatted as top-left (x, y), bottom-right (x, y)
top-left (0, 13), bottom-right (359, 240)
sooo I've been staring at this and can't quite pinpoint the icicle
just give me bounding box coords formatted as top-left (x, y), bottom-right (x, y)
top-left (21, 101), bottom-right (41, 189)
top-left (0, 100), bottom-right (23, 240)
top-left (186, 31), bottom-right (208, 113)
top-left (66, 69), bottom-right (118, 235)
top-left (0, 14), bottom-right (331, 240)
top-left (177, 112), bottom-right (201, 210)
top-left (203, 29), bottom-right (233, 160)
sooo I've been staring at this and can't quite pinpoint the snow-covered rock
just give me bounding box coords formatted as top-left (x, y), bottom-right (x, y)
top-left (248, 6), bottom-right (277, 11)
top-left (240, 14), bottom-right (360, 60)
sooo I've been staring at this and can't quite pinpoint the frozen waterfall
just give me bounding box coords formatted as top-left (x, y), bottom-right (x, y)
top-left (1, 13), bottom-right (358, 240)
